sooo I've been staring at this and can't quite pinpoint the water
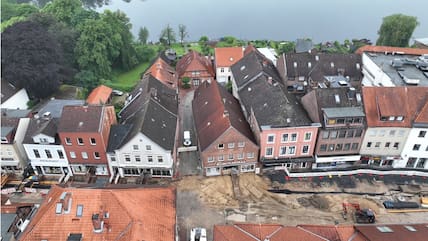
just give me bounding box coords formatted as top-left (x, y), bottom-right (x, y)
top-left (98, 0), bottom-right (428, 43)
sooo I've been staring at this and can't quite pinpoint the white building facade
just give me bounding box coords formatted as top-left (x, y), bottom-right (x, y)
top-left (108, 133), bottom-right (173, 182)
top-left (400, 127), bottom-right (428, 169)
top-left (23, 133), bottom-right (72, 177)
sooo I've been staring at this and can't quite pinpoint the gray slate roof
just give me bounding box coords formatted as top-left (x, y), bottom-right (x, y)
top-left (106, 124), bottom-right (133, 152)
top-left (238, 75), bottom-right (312, 127)
top-left (295, 39), bottom-right (314, 53)
top-left (23, 118), bottom-right (60, 144)
top-left (116, 74), bottom-right (178, 151)
top-left (35, 99), bottom-right (84, 118)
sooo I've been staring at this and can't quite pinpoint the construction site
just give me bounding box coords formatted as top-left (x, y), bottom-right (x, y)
top-left (175, 171), bottom-right (428, 240)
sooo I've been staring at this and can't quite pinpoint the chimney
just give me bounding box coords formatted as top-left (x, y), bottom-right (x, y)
top-left (92, 213), bottom-right (104, 233)
top-left (267, 76), bottom-right (273, 85)
top-left (60, 192), bottom-right (72, 214)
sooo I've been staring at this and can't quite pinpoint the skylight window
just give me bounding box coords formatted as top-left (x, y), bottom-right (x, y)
top-left (76, 204), bottom-right (83, 217)
top-left (404, 226), bottom-right (417, 232)
top-left (55, 203), bottom-right (63, 214)
top-left (377, 226), bottom-right (393, 233)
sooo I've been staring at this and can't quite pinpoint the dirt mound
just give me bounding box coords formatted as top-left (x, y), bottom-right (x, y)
top-left (297, 195), bottom-right (330, 210)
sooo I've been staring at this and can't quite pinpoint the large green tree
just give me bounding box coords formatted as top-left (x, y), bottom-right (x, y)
top-left (159, 24), bottom-right (176, 46)
top-left (42, 0), bottom-right (82, 26)
top-left (178, 24), bottom-right (188, 46)
top-left (376, 14), bottom-right (419, 47)
top-left (138, 26), bottom-right (149, 44)
top-left (1, 20), bottom-right (67, 98)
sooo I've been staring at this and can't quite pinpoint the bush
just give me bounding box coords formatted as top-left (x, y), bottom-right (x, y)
top-left (182, 77), bottom-right (191, 89)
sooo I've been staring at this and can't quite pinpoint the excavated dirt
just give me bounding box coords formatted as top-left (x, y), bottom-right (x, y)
top-left (174, 173), bottom-right (428, 230)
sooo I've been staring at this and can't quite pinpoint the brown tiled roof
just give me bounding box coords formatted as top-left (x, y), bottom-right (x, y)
top-left (355, 45), bottom-right (428, 55)
top-left (86, 85), bottom-right (112, 105)
top-left (362, 87), bottom-right (428, 127)
top-left (415, 100), bottom-right (428, 124)
top-left (215, 47), bottom-right (244, 67)
top-left (58, 105), bottom-right (115, 132)
top-left (214, 224), bottom-right (326, 241)
top-left (355, 223), bottom-right (428, 241)
top-left (298, 225), bottom-right (361, 241)
top-left (192, 81), bottom-right (256, 151)
top-left (20, 185), bottom-right (176, 241)
top-left (145, 57), bottom-right (178, 89)
top-left (176, 50), bottom-right (214, 78)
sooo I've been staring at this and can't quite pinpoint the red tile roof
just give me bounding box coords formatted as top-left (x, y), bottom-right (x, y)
top-left (20, 185), bottom-right (176, 241)
top-left (355, 224), bottom-right (428, 241)
top-left (214, 47), bottom-right (244, 68)
top-left (192, 81), bottom-right (256, 151)
top-left (362, 87), bottom-right (428, 127)
top-left (86, 85), bottom-right (112, 105)
top-left (298, 225), bottom-right (362, 241)
top-left (145, 57), bottom-right (177, 89)
top-left (176, 50), bottom-right (215, 78)
top-left (214, 223), bottom-right (326, 241)
top-left (356, 45), bottom-right (428, 55)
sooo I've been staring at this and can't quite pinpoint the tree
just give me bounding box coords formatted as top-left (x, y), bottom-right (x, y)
top-left (376, 14), bottom-right (419, 47)
top-left (42, 0), bottom-right (82, 26)
top-left (178, 24), bottom-right (188, 46)
top-left (159, 24), bottom-right (176, 46)
top-left (138, 26), bottom-right (149, 44)
top-left (1, 21), bottom-right (67, 98)
top-left (1, 1), bottom-right (38, 23)
top-left (182, 77), bottom-right (190, 89)
top-left (199, 35), bottom-right (210, 56)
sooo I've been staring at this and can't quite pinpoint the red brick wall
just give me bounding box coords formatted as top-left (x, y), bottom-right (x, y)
top-left (59, 132), bottom-right (108, 165)
top-left (200, 128), bottom-right (259, 170)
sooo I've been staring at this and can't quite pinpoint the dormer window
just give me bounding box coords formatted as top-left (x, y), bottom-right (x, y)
top-left (388, 116), bottom-right (395, 121)
top-left (396, 116), bottom-right (404, 121)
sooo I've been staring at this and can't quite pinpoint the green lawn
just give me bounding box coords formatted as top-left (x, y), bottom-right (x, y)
top-left (106, 62), bottom-right (151, 91)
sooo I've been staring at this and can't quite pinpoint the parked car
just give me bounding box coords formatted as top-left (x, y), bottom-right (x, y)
top-left (112, 90), bottom-right (124, 96)
top-left (183, 131), bottom-right (192, 146)
top-left (190, 227), bottom-right (206, 241)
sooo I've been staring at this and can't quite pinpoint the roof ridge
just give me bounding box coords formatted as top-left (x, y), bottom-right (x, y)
top-left (297, 226), bottom-right (330, 241)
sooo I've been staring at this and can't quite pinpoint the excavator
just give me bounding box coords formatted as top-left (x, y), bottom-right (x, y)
top-left (342, 202), bottom-right (376, 223)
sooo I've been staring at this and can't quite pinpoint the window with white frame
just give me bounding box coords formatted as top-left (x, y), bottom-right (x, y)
top-left (146, 145), bottom-right (151, 150)
top-left (291, 133), bottom-right (297, 141)
top-left (418, 130), bottom-right (426, 138)
top-left (45, 150), bottom-right (52, 158)
top-left (135, 155), bottom-right (141, 162)
top-left (282, 133), bottom-right (288, 142)
top-left (125, 155), bottom-right (131, 162)
top-left (265, 147), bottom-right (273, 156)
top-left (208, 156), bottom-right (214, 162)
top-left (77, 138), bottom-right (84, 145)
top-left (267, 135), bottom-right (275, 143)
top-left (34, 149), bottom-right (40, 158)
top-left (157, 156), bottom-right (163, 163)
top-left (81, 152), bottom-right (88, 159)
top-left (228, 153), bottom-right (234, 160)
top-left (218, 155), bottom-right (224, 161)
top-left (238, 142), bottom-right (245, 147)
top-left (148, 156), bottom-right (153, 162)
top-left (90, 138), bottom-right (96, 145)
top-left (237, 153), bottom-right (244, 159)
top-left (288, 146), bottom-right (296, 154)
top-left (280, 146), bottom-right (287, 156)
top-left (133, 145), bottom-right (139, 150)
top-left (247, 152), bottom-right (254, 158)
top-left (304, 132), bottom-right (311, 141)
top-left (57, 150), bottom-right (64, 159)
top-left (228, 143), bottom-right (235, 149)
top-left (218, 143), bottom-right (224, 149)
top-left (65, 137), bottom-right (72, 145)
top-left (70, 152), bottom-right (76, 158)
top-left (94, 152), bottom-right (100, 159)
top-left (302, 145), bottom-right (309, 154)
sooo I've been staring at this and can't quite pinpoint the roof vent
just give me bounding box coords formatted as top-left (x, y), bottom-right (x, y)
top-left (286, 118), bottom-right (291, 123)
top-left (240, 65), bottom-right (246, 71)
top-left (330, 62), bottom-right (335, 68)
top-left (308, 62), bottom-right (312, 68)
top-left (293, 62), bottom-right (297, 68)
top-left (78, 122), bottom-right (83, 127)
top-left (230, 57), bottom-right (234, 62)
top-left (315, 55), bottom-right (319, 61)
top-left (356, 63), bottom-right (361, 69)
top-left (207, 122), bottom-right (211, 126)
top-left (248, 87), bottom-right (252, 92)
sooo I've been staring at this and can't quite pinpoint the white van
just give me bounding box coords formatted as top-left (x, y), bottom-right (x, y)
top-left (183, 131), bottom-right (191, 146)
